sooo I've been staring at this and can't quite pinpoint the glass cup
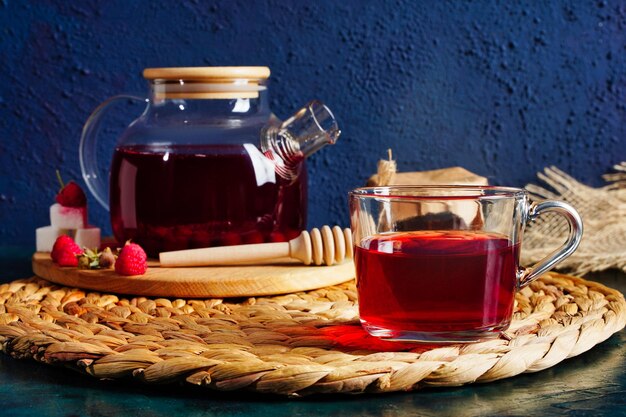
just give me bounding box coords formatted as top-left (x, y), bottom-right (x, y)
top-left (349, 186), bottom-right (583, 343)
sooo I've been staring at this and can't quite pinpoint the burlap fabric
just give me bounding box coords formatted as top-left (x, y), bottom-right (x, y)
top-left (523, 163), bottom-right (626, 275)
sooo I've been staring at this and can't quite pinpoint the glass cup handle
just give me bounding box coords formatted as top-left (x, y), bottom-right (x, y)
top-left (518, 200), bottom-right (583, 288)
top-left (79, 95), bottom-right (147, 210)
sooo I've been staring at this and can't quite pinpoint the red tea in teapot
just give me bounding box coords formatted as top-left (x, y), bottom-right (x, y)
top-left (109, 144), bottom-right (306, 256)
top-left (355, 230), bottom-right (519, 335)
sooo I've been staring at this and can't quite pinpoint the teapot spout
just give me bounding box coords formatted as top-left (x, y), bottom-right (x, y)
top-left (261, 100), bottom-right (340, 179)
top-left (282, 100), bottom-right (340, 157)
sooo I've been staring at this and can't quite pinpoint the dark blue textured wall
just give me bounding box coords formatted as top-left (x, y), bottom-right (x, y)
top-left (1, 0), bottom-right (625, 245)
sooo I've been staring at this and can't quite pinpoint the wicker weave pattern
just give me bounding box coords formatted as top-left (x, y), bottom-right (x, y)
top-left (0, 273), bottom-right (624, 396)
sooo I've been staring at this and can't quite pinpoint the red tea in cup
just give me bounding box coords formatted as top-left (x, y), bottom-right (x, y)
top-left (355, 230), bottom-right (519, 339)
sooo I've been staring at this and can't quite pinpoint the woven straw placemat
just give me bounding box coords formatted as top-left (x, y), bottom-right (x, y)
top-left (0, 273), bottom-right (624, 397)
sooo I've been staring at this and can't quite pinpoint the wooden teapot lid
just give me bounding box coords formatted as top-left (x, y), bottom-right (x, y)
top-left (144, 67), bottom-right (271, 99)
top-left (143, 66), bottom-right (271, 81)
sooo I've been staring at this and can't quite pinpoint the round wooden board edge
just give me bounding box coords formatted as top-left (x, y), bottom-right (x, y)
top-left (31, 252), bottom-right (355, 298)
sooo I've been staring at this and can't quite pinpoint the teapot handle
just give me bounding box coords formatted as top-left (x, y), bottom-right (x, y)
top-left (79, 95), bottom-right (148, 210)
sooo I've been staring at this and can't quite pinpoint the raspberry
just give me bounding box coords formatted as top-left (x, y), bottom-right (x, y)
top-left (51, 235), bottom-right (82, 264)
top-left (115, 242), bottom-right (147, 276)
top-left (56, 181), bottom-right (87, 207)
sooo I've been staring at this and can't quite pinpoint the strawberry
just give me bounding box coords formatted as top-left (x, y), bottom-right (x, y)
top-left (57, 248), bottom-right (81, 267)
top-left (51, 235), bottom-right (81, 263)
top-left (115, 242), bottom-right (147, 276)
top-left (56, 181), bottom-right (87, 207)
top-left (50, 235), bottom-right (82, 266)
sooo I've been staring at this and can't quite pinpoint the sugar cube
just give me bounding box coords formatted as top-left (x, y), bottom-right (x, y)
top-left (36, 226), bottom-right (70, 252)
top-left (50, 203), bottom-right (87, 229)
top-left (74, 227), bottom-right (101, 250)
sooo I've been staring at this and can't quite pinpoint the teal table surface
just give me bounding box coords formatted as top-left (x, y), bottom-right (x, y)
top-left (0, 246), bottom-right (624, 417)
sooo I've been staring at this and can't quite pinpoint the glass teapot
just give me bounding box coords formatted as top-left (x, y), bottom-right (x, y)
top-left (79, 67), bottom-right (340, 256)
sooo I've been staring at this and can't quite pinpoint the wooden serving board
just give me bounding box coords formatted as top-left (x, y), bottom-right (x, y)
top-left (32, 253), bottom-right (355, 298)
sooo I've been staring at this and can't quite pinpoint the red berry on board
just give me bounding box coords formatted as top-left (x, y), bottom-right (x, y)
top-left (115, 242), bottom-right (148, 276)
top-left (52, 240), bottom-right (82, 267)
top-left (51, 235), bottom-right (82, 264)
top-left (56, 248), bottom-right (81, 267)
top-left (56, 181), bottom-right (87, 207)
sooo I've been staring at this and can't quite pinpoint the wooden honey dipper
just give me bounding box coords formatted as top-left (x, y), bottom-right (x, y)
top-left (159, 226), bottom-right (353, 267)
